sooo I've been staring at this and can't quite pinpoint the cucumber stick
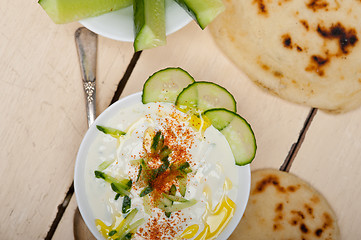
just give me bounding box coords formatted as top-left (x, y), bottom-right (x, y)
top-left (176, 82), bottom-right (236, 113)
top-left (133, 0), bottom-right (166, 52)
top-left (174, 0), bottom-right (225, 29)
top-left (204, 109), bottom-right (256, 166)
top-left (38, 0), bottom-right (132, 24)
top-left (142, 67), bottom-right (195, 104)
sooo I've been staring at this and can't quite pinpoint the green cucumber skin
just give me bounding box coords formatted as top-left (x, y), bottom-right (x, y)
top-left (133, 0), bottom-right (145, 38)
top-left (175, 83), bottom-right (199, 110)
top-left (133, 0), bottom-right (166, 51)
top-left (39, 0), bottom-right (132, 24)
top-left (204, 108), bottom-right (257, 166)
top-left (174, 0), bottom-right (224, 29)
top-left (175, 81), bottom-right (237, 113)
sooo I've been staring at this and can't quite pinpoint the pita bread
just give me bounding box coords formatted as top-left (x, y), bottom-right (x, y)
top-left (229, 169), bottom-right (340, 240)
top-left (209, 0), bottom-right (361, 113)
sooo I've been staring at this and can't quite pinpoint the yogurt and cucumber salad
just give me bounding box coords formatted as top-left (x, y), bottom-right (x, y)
top-left (78, 67), bottom-right (256, 240)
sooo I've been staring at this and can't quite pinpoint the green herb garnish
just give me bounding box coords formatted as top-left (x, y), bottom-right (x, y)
top-left (115, 193), bottom-right (121, 200)
top-left (136, 164), bottom-right (142, 182)
top-left (140, 186), bottom-right (153, 197)
top-left (109, 230), bottom-right (117, 236)
top-left (122, 195), bottom-right (131, 214)
top-left (122, 233), bottom-right (133, 240)
top-left (151, 130), bottom-right (162, 151)
top-left (111, 183), bottom-right (131, 196)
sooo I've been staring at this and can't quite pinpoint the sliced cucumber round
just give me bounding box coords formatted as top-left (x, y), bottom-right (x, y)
top-left (142, 67), bottom-right (195, 104)
top-left (175, 82), bottom-right (236, 112)
top-left (204, 108), bottom-right (256, 166)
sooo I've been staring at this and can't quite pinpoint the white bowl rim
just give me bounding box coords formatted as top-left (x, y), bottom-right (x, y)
top-left (79, 1), bottom-right (192, 42)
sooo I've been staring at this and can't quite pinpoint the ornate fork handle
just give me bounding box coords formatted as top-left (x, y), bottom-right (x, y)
top-left (75, 27), bottom-right (98, 128)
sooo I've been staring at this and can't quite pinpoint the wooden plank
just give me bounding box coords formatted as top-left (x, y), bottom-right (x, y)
top-left (53, 195), bottom-right (95, 240)
top-left (52, 195), bottom-right (78, 240)
top-left (0, 0), bottom-right (134, 238)
top-left (290, 108), bottom-right (361, 239)
top-left (121, 22), bottom-right (312, 171)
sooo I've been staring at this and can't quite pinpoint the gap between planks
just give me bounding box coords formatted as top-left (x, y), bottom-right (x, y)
top-left (45, 50), bottom-right (142, 240)
top-left (279, 108), bottom-right (318, 172)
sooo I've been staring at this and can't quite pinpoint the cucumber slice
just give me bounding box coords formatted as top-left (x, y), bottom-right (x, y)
top-left (38, 0), bottom-right (132, 24)
top-left (164, 199), bottom-right (197, 212)
top-left (175, 82), bottom-right (236, 113)
top-left (96, 125), bottom-right (126, 138)
top-left (204, 109), bottom-right (256, 166)
top-left (174, 0), bottom-right (225, 29)
top-left (142, 68), bottom-right (195, 104)
top-left (133, 0), bottom-right (166, 52)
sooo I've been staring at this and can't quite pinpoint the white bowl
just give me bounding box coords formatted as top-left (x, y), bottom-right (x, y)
top-left (74, 92), bottom-right (251, 239)
top-left (80, 0), bottom-right (192, 42)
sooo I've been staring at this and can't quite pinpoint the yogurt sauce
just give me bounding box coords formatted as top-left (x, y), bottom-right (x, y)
top-left (84, 101), bottom-right (239, 240)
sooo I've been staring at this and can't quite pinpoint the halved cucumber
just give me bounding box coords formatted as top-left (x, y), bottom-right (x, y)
top-left (175, 82), bottom-right (236, 112)
top-left (204, 108), bottom-right (256, 165)
top-left (142, 68), bottom-right (195, 104)
top-left (174, 0), bottom-right (225, 29)
top-left (38, 0), bottom-right (132, 24)
top-left (133, 0), bottom-right (166, 52)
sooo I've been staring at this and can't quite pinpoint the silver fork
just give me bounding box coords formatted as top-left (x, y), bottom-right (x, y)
top-left (74, 27), bottom-right (98, 240)
top-left (75, 27), bottom-right (98, 127)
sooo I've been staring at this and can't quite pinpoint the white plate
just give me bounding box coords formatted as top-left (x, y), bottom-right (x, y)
top-left (74, 92), bottom-right (251, 240)
top-left (79, 0), bottom-right (192, 42)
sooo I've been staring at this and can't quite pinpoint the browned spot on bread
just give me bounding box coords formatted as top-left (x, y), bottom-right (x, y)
top-left (305, 22), bottom-right (358, 76)
top-left (254, 175), bottom-right (286, 194)
top-left (273, 223), bottom-right (283, 231)
top-left (291, 210), bottom-right (305, 219)
top-left (300, 223), bottom-right (309, 233)
top-left (300, 20), bottom-right (310, 31)
top-left (323, 212), bottom-right (333, 229)
top-left (287, 185), bottom-right (300, 192)
top-left (315, 228), bottom-right (323, 237)
top-left (274, 202), bottom-right (284, 224)
top-left (304, 203), bottom-right (314, 217)
top-left (253, 0), bottom-right (268, 15)
top-left (306, 55), bottom-right (329, 76)
top-left (282, 34), bottom-right (293, 49)
top-left (281, 34), bottom-right (304, 53)
top-left (261, 64), bottom-right (270, 70)
top-left (275, 203), bottom-right (283, 212)
top-left (273, 71), bottom-right (284, 78)
top-left (306, 0), bottom-right (329, 11)
top-left (317, 22), bottom-right (358, 54)
top-left (310, 195), bottom-right (320, 204)
top-left (313, 55), bottom-right (329, 65)
top-left (290, 219), bottom-right (298, 225)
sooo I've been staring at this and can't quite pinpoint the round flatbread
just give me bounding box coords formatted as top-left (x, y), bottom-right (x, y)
top-left (209, 0), bottom-right (361, 113)
top-left (229, 169), bottom-right (340, 240)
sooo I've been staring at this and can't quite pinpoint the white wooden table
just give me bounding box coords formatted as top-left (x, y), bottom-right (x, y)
top-left (1, 1), bottom-right (361, 239)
